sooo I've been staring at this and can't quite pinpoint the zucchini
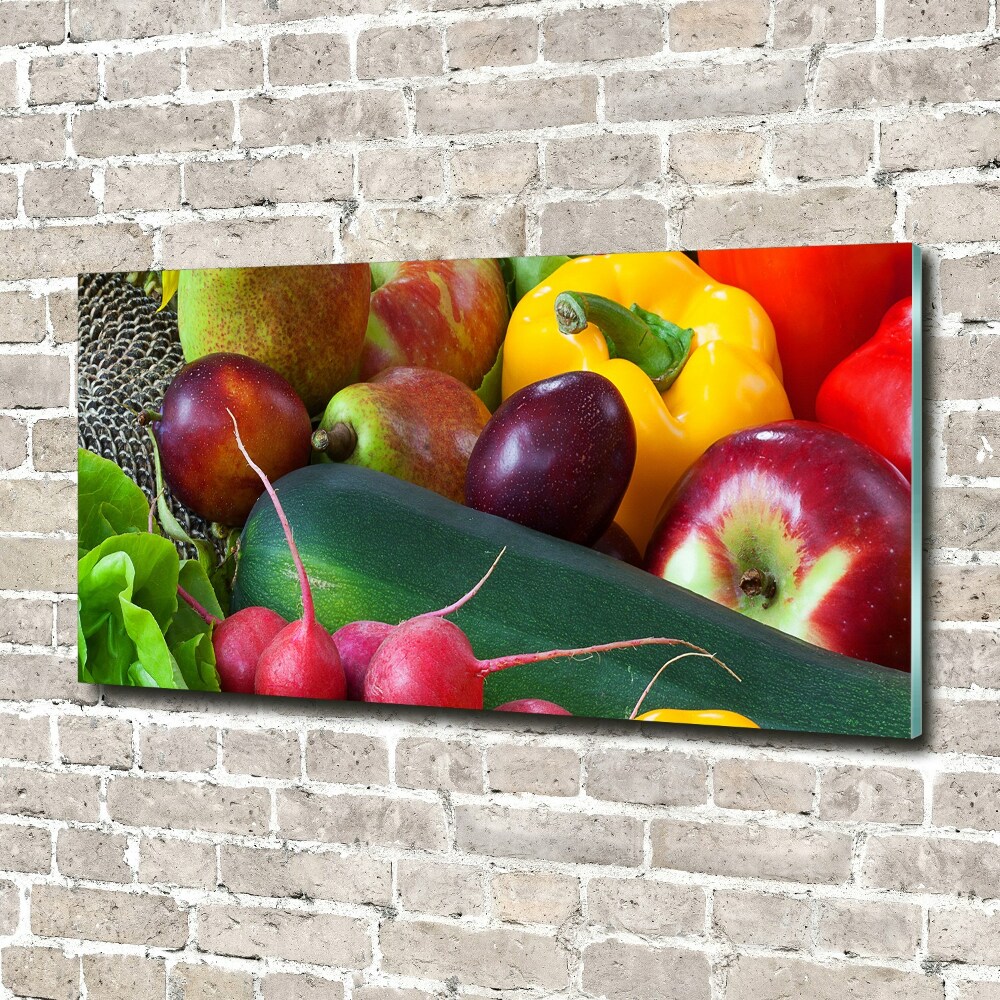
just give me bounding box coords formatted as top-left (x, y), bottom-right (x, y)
top-left (232, 463), bottom-right (914, 738)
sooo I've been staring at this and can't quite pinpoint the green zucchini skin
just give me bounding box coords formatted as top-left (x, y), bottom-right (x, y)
top-left (232, 463), bottom-right (914, 738)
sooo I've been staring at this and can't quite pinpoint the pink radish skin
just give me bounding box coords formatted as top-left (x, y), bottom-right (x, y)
top-left (332, 620), bottom-right (394, 700)
top-left (213, 607), bottom-right (288, 694)
top-left (228, 410), bottom-right (347, 701)
top-left (176, 585), bottom-right (289, 695)
top-left (333, 548), bottom-right (507, 701)
top-left (362, 616), bottom-right (734, 710)
top-left (496, 699), bottom-right (572, 715)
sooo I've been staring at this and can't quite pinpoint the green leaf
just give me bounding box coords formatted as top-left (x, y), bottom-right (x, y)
top-left (474, 344), bottom-right (505, 413)
top-left (78, 533), bottom-right (183, 688)
top-left (78, 534), bottom-right (222, 693)
top-left (167, 560), bottom-right (222, 693)
top-left (171, 632), bottom-right (218, 693)
top-left (146, 426), bottom-right (223, 586)
top-left (78, 449), bottom-right (152, 556)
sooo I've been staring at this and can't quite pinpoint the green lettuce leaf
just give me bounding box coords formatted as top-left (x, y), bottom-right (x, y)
top-left (78, 533), bottom-right (181, 688)
top-left (77, 451), bottom-right (224, 693)
top-left (78, 449), bottom-right (152, 556)
top-left (167, 560), bottom-right (223, 693)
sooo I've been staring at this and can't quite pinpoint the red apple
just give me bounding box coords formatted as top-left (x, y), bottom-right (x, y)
top-left (645, 421), bottom-right (911, 671)
top-left (358, 259), bottom-right (509, 388)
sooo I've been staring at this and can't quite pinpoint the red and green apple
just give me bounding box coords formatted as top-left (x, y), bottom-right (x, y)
top-left (358, 259), bottom-right (509, 389)
top-left (645, 421), bottom-right (912, 671)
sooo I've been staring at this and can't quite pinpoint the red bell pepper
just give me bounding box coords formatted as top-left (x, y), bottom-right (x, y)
top-left (815, 297), bottom-right (913, 481)
top-left (698, 243), bottom-right (913, 419)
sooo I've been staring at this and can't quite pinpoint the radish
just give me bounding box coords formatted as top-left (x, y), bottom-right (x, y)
top-left (228, 411), bottom-right (346, 700)
top-left (174, 554), bottom-right (289, 695)
top-left (495, 699), bottom-right (572, 715)
top-left (362, 616), bottom-right (735, 710)
top-left (333, 620), bottom-right (394, 701)
top-left (332, 548), bottom-right (506, 701)
top-left (213, 607), bottom-right (288, 694)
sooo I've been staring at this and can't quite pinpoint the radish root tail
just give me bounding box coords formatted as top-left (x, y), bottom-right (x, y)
top-left (480, 636), bottom-right (737, 680)
top-left (628, 651), bottom-right (720, 720)
top-left (228, 408), bottom-right (315, 625)
top-left (415, 547), bottom-right (507, 622)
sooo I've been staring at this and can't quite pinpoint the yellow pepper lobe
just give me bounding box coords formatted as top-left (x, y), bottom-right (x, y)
top-left (636, 708), bottom-right (760, 728)
top-left (502, 252), bottom-right (792, 550)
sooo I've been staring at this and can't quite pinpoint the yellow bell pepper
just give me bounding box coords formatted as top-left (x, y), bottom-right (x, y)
top-left (636, 708), bottom-right (760, 728)
top-left (503, 252), bottom-right (792, 550)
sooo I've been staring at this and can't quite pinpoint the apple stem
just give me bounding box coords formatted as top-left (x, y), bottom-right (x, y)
top-left (311, 423), bottom-right (358, 462)
top-left (137, 409), bottom-right (164, 427)
top-left (739, 568), bottom-right (777, 608)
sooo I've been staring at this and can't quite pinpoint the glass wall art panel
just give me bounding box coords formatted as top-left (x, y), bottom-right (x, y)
top-left (77, 244), bottom-right (922, 738)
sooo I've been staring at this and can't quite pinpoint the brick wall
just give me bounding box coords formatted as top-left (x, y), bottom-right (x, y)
top-left (0, 0), bottom-right (998, 997)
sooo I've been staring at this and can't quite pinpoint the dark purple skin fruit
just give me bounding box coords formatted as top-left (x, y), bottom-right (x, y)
top-left (593, 521), bottom-right (642, 566)
top-left (154, 352), bottom-right (312, 526)
top-left (464, 371), bottom-right (637, 545)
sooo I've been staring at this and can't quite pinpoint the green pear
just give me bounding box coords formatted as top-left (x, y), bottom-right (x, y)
top-left (178, 264), bottom-right (371, 415)
top-left (313, 366), bottom-right (491, 504)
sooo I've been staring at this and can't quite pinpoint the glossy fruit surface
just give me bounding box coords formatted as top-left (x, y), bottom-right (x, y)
top-left (360, 259), bottom-right (508, 389)
top-left (213, 606), bottom-right (288, 694)
top-left (154, 352), bottom-right (311, 525)
top-left (593, 522), bottom-right (642, 566)
top-left (316, 366), bottom-right (490, 504)
top-left (233, 462), bottom-right (913, 736)
top-left (465, 371), bottom-right (637, 545)
top-left (179, 264), bottom-right (370, 415)
top-left (646, 420), bottom-right (911, 671)
top-left (698, 244), bottom-right (912, 420)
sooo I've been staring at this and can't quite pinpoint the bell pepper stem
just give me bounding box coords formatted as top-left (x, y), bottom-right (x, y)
top-left (554, 291), bottom-right (695, 390)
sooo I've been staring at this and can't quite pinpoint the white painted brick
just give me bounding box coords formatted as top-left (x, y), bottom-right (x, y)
top-left (773, 0), bottom-right (875, 45)
top-left (184, 152), bottom-right (353, 209)
top-left (544, 6), bottom-right (664, 62)
top-left (0, 5), bottom-right (996, 999)
top-left (29, 54), bottom-right (99, 106)
top-left (669, 129), bottom-right (763, 184)
top-left (187, 41), bottom-right (264, 92)
top-left (359, 147), bottom-right (445, 201)
top-left (771, 121), bottom-right (874, 181)
top-left (447, 17), bottom-right (537, 70)
top-left (268, 32), bottom-right (350, 86)
top-left (670, 0), bottom-right (768, 51)
top-left (23, 167), bottom-right (97, 219)
top-left (546, 133), bottom-right (660, 190)
top-left (104, 162), bottom-right (182, 213)
top-left (105, 49), bottom-right (182, 100)
top-left (69, 0), bottom-right (221, 41)
top-left (450, 142), bottom-right (538, 196)
top-left (0, 1), bottom-right (64, 46)
top-left (885, 0), bottom-right (989, 38)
